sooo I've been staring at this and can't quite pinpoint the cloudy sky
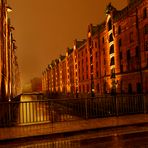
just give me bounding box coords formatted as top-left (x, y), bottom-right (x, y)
top-left (7, 0), bottom-right (127, 86)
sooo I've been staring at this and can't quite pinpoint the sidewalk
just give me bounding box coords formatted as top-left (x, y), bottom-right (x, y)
top-left (0, 114), bottom-right (148, 141)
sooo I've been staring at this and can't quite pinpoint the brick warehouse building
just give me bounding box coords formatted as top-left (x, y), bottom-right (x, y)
top-left (42, 0), bottom-right (148, 97)
top-left (0, 0), bottom-right (21, 101)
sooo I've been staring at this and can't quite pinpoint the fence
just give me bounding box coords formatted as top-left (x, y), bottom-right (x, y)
top-left (0, 94), bottom-right (147, 126)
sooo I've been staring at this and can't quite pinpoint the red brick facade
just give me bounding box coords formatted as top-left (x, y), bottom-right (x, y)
top-left (42, 0), bottom-right (148, 97)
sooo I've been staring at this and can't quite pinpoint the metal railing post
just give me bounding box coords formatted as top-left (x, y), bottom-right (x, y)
top-left (85, 98), bottom-right (88, 119)
top-left (115, 95), bottom-right (118, 116)
top-left (144, 94), bottom-right (147, 114)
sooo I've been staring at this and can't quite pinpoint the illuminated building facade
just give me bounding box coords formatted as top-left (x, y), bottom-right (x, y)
top-left (42, 0), bottom-right (148, 97)
top-left (0, 0), bottom-right (21, 101)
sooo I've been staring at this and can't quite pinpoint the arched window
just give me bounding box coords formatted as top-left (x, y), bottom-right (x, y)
top-left (111, 68), bottom-right (115, 78)
top-left (109, 33), bottom-right (113, 42)
top-left (108, 19), bottom-right (112, 31)
top-left (110, 44), bottom-right (114, 54)
top-left (110, 57), bottom-right (115, 66)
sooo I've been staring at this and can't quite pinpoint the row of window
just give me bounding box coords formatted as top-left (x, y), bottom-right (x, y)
top-left (79, 82), bottom-right (142, 94)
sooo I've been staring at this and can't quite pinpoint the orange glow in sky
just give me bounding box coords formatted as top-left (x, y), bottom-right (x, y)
top-left (8, 0), bottom-right (127, 86)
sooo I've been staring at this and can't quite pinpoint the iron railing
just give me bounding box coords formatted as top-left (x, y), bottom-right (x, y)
top-left (0, 94), bottom-right (147, 126)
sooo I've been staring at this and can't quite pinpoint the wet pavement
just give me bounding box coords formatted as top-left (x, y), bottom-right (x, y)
top-left (0, 124), bottom-right (148, 147)
top-left (0, 114), bottom-right (148, 141)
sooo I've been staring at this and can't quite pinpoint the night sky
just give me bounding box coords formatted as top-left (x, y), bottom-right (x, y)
top-left (8, 0), bottom-right (127, 87)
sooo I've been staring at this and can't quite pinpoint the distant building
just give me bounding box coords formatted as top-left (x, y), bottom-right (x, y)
top-left (31, 77), bottom-right (42, 92)
top-left (42, 0), bottom-right (148, 97)
top-left (0, 0), bottom-right (21, 101)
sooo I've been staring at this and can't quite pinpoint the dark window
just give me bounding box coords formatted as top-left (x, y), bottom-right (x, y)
top-left (86, 74), bottom-right (88, 79)
top-left (118, 25), bottom-right (121, 35)
top-left (96, 52), bottom-right (98, 58)
top-left (120, 51), bottom-right (122, 59)
top-left (102, 37), bottom-right (104, 44)
top-left (97, 83), bottom-right (99, 92)
top-left (128, 83), bottom-right (132, 94)
top-left (120, 65), bottom-right (123, 73)
top-left (96, 62), bottom-right (98, 68)
top-left (91, 65), bottom-right (93, 73)
top-left (135, 46), bottom-right (139, 57)
top-left (90, 56), bottom-right (93, 63)
top-left (91, 74), bottom-right (93, 80)
top-left (90, 48), bottom-right (92, 54)
top-left (86, 57), bottom-right (88, 62)
top-left (89, 38), bottom-right (91, 46)
top-left (127, 50), bottom-right (131, 60)
top-left (108, 19), bottom-right (112, 31)
top-left (95, 42), bottom-right (97, 48)
top-left (110, 57), bottom-right (115, 66)
top-left (92, 41), bottom-right (94, 48)
top-left (130, 32), bottom-right (134, 43)
top-left (83, 85), bottom-right (85, 92)
top-left (109, 33), bottom-right (113, 42)
top-left (87, 84), bottom-right (89, 92)
top-left (118, 38), bottom-right (122, 47)
top-left (82, 51), bottom-right (83, 56)
top-left (79, 85), bottom-right (81, 93)
top-left (143, 7), bottom-right (147, 19)
top-left (137, 83), bottom-right (142, 94)
top-left (110, 44), bottom-right (114, 54)
top-left (96, 71), bottom-right (99, 77)
top-left (144, 24), bottom-right (148, 34)
top-left (111, 68), bottom-right (115, 78)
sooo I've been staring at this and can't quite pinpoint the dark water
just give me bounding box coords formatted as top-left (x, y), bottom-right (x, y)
top-left (0, 131), bottom-right (148, 148)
